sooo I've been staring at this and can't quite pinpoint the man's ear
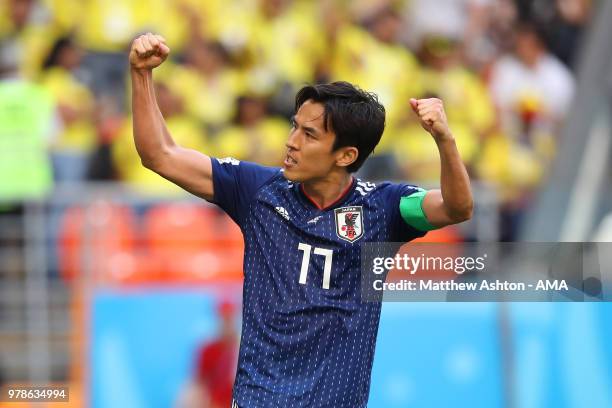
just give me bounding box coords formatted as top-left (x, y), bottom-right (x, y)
top-left (335, 146), bottom-right (359, 169)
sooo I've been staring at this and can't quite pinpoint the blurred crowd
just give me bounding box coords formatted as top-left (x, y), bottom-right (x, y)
top-left (0, 0), bottom-right (592, 239)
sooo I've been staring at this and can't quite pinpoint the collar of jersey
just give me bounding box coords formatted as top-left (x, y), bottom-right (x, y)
top-left (296, 177), bottom-right (356, 212)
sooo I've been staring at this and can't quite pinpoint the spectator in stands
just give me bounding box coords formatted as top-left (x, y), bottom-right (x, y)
top-left (175, 300), bottom-right (239, 408)
top-left (489, 20), bottom-right (574, 152)
top-left (0, 39), bottom-right (55, 203)
top-left (215, 93), bottom-right (289, 166)
top-left (224, 0), bottom-right (327, 118)
top-left (514, 0), bottom-right (591, 68)
top-left (390, 29), bottom-right (495, 183)
top-left (402, 0), bottom-right (496, 71)
top-left (40, 36), bottom-right (96, 182)
top-left (0, 0), bottom-right (592, 242)
top-left (484, 20), bottom-right (575, 240)
top-left (328, 5), bottom-right (421, 179)
top-left (73, 0), bottom-right (178, 106)
top-left (165, 39), bottom-right (243, 130)
top-left (195, 300), bottom-right (239, 408)
top-left (0, 0), bottom-right (55, 79)
top-left (474, 0), bottom-right (520, 78)
top-left (248, 0), bottom-right (325, 87)
top-left (112, 80), bottom-right (211, 193)
top-left (74, 0), bottom-right (142, 104)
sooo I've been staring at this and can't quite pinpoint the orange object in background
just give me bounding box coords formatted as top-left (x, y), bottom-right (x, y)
top-left (387, 225), bottom-right (465, 283)
top-left (58, 201), bottom-right (139, 284)
top-left (58, 201), bottom-right (245, 286)
top-left (411, 225), bottom-right (464, 243)
top-left (211, 212), bottom-right (245, 281)
top-left (143, 203), bottom-right (219, 256)
top-left (143, 203), bottom-right (244, 283)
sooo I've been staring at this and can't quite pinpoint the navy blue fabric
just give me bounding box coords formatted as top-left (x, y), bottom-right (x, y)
top-left (211, 158), bottom-right (426, 408)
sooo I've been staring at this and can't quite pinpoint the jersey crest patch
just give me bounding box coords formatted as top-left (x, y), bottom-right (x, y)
top-left (334, 206), bottom-right (364, 243)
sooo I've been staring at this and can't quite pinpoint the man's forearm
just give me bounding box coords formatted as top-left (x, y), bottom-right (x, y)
top-left (436, 136), bottom-right (473, 220)
top-left (131, 69), bottom-right (175, 168)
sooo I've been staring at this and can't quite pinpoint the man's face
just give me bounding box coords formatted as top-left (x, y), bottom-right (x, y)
top-left (283, 100), bottom-right (341, 182)
top-left (514, 30), bottom-right (542, 67)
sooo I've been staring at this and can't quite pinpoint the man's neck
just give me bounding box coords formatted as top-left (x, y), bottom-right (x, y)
top-left (301, 172), bottom-right (353, 210)
top-left (521, 49), bottom-right (544, 70)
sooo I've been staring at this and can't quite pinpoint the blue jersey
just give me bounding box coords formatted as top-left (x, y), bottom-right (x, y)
top-left (211, 157), bottom-right (427, 408)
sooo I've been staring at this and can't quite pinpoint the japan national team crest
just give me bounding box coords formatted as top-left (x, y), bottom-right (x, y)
top-left (334, 206), bottom-right (364, 243)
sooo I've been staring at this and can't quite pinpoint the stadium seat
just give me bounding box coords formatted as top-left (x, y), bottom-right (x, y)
top-left (143, 203), bottom-right (218, 254)
top-left (143, 203), bottom-right (243, 282)
top-left (216, 212), bottom-right (244, 249)
top-left (411, 225), bottom-right (464, 243)
top-left (58, 201), bottom-right (138, 284)
top-left (214, 213), bottom-right (245, 281)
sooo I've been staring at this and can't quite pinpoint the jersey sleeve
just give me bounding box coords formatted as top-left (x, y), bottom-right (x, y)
top-left (211, 157), bottom-right (279, 225)
top-left (385, 183), bottom-right (435, 242)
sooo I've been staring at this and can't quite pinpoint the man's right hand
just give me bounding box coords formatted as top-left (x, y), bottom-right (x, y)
top-left (129, 33), bottom-right (170, 71)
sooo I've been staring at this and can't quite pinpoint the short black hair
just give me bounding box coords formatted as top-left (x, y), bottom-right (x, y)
top-left (294, 81), bottom-right (386, 173)
top-left (513, 19), bottom-right (547, 47)
top-left (42, 35), bottom-right (74, 69)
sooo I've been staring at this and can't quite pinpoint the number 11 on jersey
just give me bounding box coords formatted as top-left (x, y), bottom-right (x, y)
top-left (298, 243), bottom-right (333, 289)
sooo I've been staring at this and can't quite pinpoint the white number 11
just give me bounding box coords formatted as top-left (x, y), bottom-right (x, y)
top-left (298, 243), bottom-right (333, 289)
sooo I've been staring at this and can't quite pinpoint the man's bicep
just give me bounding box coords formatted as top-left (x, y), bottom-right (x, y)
top-left (153, 146), bottom-right (214, 200)
top-left (421, 189), bottom-right (456, 228)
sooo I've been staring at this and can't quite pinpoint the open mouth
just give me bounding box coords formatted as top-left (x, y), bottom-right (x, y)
top-left (284, 154), bottom-right (297, 167)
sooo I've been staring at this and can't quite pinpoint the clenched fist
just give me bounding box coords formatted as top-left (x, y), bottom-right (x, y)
top-left (129, 33), bottom-right (170, 71)
top-left (409, 98), bottom-right (452, 142)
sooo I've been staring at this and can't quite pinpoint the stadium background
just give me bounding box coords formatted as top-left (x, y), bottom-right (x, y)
top-left (0, 0), bottom-right (611, 407)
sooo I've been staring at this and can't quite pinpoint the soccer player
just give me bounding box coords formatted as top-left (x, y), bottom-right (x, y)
top-left (130, 33), bottom-right (473, 407)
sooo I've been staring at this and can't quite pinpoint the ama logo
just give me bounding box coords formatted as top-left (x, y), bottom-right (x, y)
top-left (334, 206), bottom-right (364, 243)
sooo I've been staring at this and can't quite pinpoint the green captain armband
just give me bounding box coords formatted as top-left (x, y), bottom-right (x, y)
top-left (399, 190), bottom-right (438, 231)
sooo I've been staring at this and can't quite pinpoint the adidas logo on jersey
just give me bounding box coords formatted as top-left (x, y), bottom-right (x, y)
top-left (356, 181), bottom-right (376, 196)
top-left (217, 157), bottom-right (240, 165)
top-left (307, 215), bottom-right (323, 224)
top-left (275, 206), bottom-right (290, 221)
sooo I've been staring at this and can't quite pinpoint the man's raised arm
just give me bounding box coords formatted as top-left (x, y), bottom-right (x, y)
top-left (409, 98), bottom-right (474, 227)
top-left (130, 33), bottom-right (214, 201)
